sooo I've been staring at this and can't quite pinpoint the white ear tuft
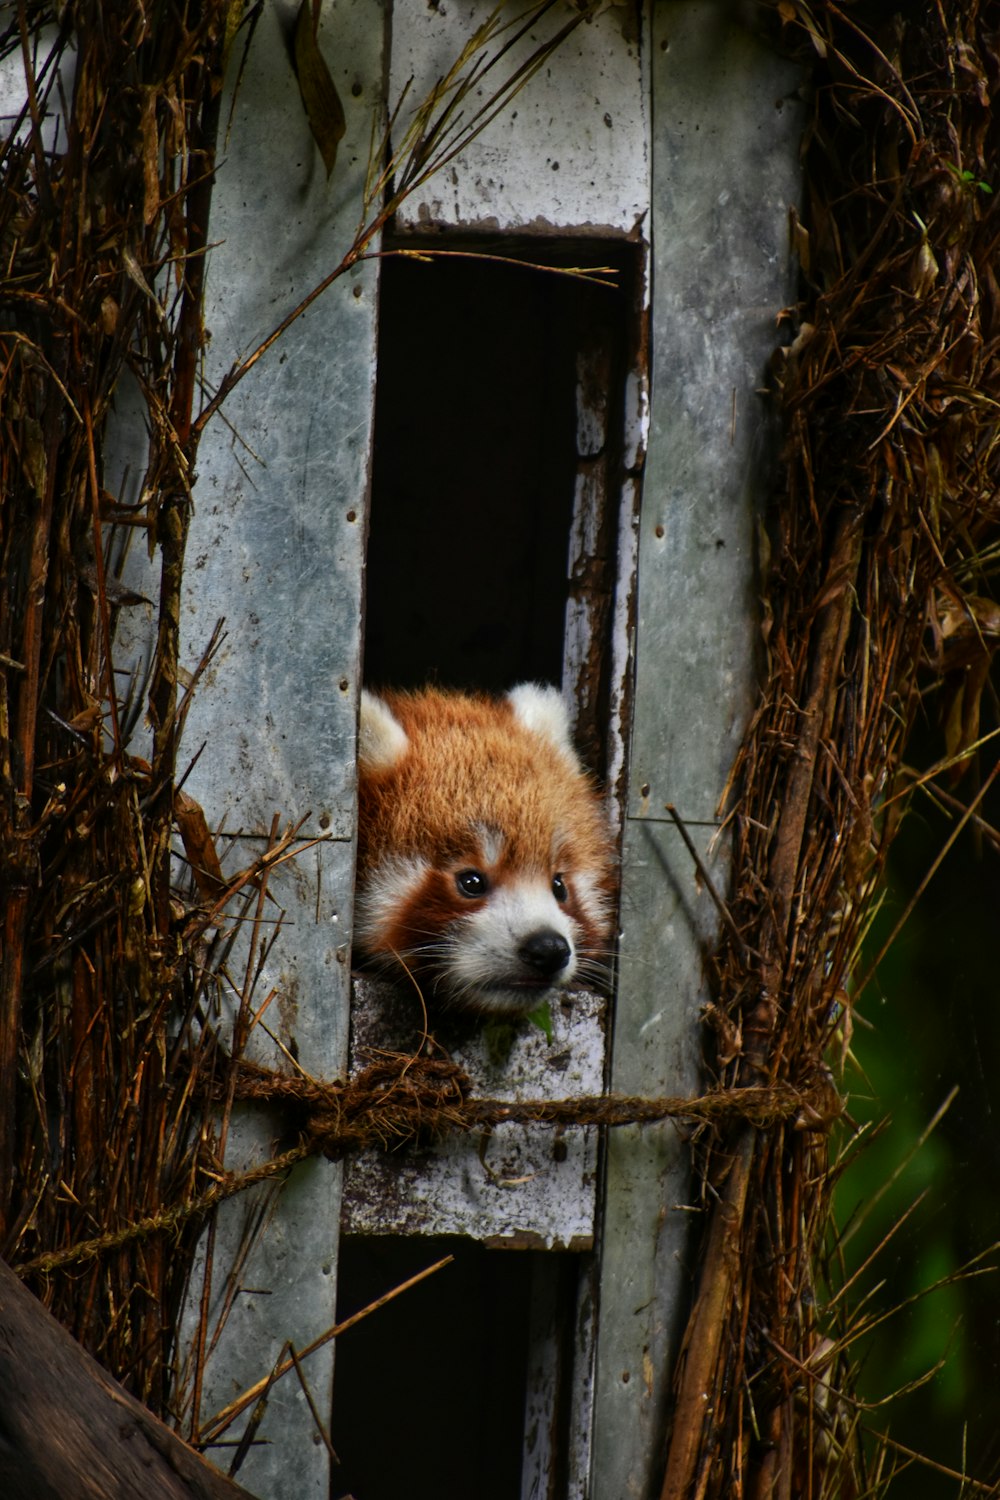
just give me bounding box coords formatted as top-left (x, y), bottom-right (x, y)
top-left (507, 682), bottom-right (576, 760)
top-left (358, 690), bottom-right (409, 773)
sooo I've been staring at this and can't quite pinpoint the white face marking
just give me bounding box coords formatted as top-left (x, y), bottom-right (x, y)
top-left (572, 868), bottom-right (612, 933)
top-left (353, 854), bottom-right (429, 952)
top-left (472, 823), bottom-right (505, 868)
top-left (443, 877), bottom-right (579, 1013)
top-left (355, 858), bottom-right (604, 1016)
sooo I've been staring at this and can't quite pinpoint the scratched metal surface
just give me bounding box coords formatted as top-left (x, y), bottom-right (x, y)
top-left (390, 0), bottom-right (648, 236)
top-left (589, 6), bottom-right (805, 1497)
top-left (168, 3), bottom-right (384, 1495)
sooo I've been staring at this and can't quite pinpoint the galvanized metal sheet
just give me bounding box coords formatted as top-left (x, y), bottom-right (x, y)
top-left (171, 3), bottom-right (385, 1495)
top-left (589, 6), bottom-right (804, 1497)
top-left (625, 2), bottom-right (803, 827)
top-left (391, 1), bottom-right (648, 236)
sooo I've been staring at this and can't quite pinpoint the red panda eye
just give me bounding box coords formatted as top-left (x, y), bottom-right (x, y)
top-left (456, 869), bottom-right (489, 898)
top-left (552, 874), bottom-right (568, 902)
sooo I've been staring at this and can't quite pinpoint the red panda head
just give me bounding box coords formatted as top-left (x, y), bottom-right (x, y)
top-left (354, 684), bottom-right (614, 1015)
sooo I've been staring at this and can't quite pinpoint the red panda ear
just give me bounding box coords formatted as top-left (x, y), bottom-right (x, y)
top-left (358, 690), bottom-right (409, 773)
top-left (506, 683), bottom-right (577, 762)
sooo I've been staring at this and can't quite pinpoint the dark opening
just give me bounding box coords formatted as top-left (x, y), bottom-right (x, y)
top-left (362, 240), bottom-right (638, 776)
top-left (339, 241), bottom-right (639, 1498)
top-left (329, 1237), bottom-right (536, 1500)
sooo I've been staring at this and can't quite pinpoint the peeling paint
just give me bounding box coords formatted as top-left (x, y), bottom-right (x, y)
top-left (342, 976), bottom-right (606, 1247)
top-left (390, 3), bottom-right (648, 236)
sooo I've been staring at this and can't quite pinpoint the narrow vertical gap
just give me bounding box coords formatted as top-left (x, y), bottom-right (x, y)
top-left (330, 1237), bottom-right (537, 1500)
top-left (340, 239), bottom-right (639, 1499)
top-left (362, 248), bottom-right (578, 695)
top-left (362, 240), bottom-right (637, 785)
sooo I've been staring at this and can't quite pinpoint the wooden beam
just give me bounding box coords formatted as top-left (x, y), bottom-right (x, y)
top-left (0, 1259), bottom-right (256, 1500)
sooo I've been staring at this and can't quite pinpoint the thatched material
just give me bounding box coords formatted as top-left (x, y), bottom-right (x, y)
top-left (0, 0), bottom-right (233, 1414)
top-left (660, 4), bottom-right (1000, 1496)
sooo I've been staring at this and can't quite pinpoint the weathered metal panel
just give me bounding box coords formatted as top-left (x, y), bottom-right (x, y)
top-left (390, 0), bottom-right (648, 236)
top-left (171, 3), bottom-right (385, 1496)
top-left (343, 979), bottom-right (604, 1248)
top-left (589, 6), bottom-right (803, 1497)
top-left (626, 3), bottom-right (802, 826)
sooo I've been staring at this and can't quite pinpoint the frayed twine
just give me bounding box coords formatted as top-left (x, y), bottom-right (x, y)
top-left (16, 1055), bottom-right (842, 1279)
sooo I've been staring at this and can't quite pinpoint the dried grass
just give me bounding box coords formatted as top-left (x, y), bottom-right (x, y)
top-left (659, 3), bottom-right (1000, 1496)
top-left (0, 0), bottom-right (236, 1414)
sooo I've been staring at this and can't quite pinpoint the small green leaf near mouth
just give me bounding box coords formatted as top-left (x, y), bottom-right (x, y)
top-left (525, 999), bottom-right (554, 1043)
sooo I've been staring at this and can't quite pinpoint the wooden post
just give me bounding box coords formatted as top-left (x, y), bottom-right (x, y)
top-left (0, 1259), bottom-right (257, 1500)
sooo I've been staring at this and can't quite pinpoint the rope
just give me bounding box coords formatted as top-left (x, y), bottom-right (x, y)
top-left (15, 1056), bottom-right (841, 1277)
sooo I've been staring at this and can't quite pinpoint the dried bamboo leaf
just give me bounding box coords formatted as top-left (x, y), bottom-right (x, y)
top-left (174, 790), bottom-right (226, 901)
top-left (293, 0), bottom-right (345, 179)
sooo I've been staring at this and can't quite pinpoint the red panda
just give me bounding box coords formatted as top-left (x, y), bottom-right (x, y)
top-left (354, 684), bottom-right (614, 1015)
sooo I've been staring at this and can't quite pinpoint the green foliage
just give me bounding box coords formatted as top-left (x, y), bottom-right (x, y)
top-left (944, 160), bottom-right (993, 195)
top-left (524, 999), bottom-right (554, 1043)
top-left (841, 782), bottom-right (1000, 1495)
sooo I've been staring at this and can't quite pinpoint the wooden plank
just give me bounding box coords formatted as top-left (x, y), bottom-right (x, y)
top-left (342, 978), bottom-right (604, 1247)
top-left (589, 7), bottom-right (805, 1497)
top-left (0, 1259), bottom-right (255, 1500)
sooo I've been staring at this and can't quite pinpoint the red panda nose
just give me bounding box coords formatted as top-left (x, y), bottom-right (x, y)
top-left (519, 930), bottom-right (572, 977)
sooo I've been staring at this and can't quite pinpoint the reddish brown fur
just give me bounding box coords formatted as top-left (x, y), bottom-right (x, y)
top-left (376, 868), bottom-right (488, 964)
top-left (356, 688), bottom-right (614, 969)
top-left (360, 690), bottom-right (607, 868)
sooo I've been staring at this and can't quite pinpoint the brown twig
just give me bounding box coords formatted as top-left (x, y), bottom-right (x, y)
top-left (199, 1254), bottom-right (456, 1443)
top-left (660, 3), bottom-right (1000, 1493)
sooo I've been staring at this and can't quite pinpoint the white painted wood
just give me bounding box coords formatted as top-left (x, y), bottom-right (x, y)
top-left (169, 3), bottom-right (386, 1496)
top-left (564, 350), bottom-right (614, 746)
top-left (343, 979), bottom-right (605, 1247)
top-left (390, 0), bottom-right (648, 236)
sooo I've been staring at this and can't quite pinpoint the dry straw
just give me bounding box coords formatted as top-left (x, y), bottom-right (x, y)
top-left (657, 4), bottom-right (1000, 1497)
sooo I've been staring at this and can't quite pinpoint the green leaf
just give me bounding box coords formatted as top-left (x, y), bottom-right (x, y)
top-left (525, 1000), bottom-right (554, 1043)
top-left (293, 0), bottom-right (346, 180)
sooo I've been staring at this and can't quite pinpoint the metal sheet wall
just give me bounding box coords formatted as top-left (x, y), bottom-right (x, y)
top-left (173, 3), bottom-right (384, 1494)
top-left (590, 6), bottom-right (803, 1495)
